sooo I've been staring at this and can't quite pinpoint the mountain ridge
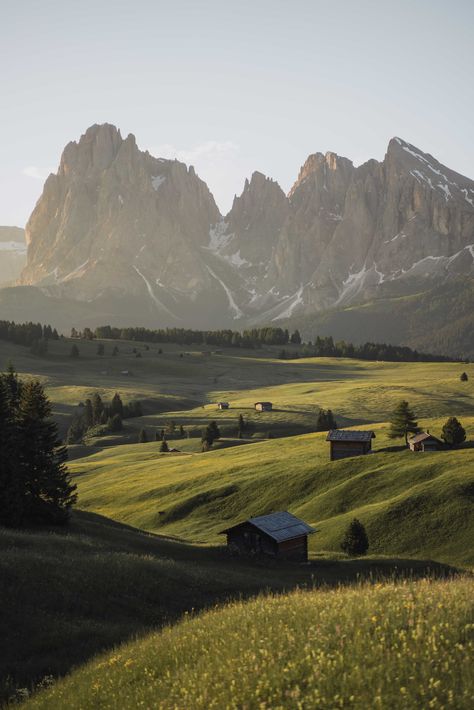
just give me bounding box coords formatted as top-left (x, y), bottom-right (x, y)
top-left (2, 123), bottom-right (472, 353)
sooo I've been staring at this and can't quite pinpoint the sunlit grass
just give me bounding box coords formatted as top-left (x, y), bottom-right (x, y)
top-left (23, 576), bottom-right (474, 709)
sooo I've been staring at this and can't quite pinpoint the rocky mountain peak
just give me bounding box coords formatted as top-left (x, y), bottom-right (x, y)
top-left (15, 126), bottom-right (474, 334)
top-left (59, 123), bottom-right (125, 177)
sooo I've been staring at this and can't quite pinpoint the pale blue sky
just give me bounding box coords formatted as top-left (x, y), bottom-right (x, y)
top-left (1, 0), bottom-right (473, 226)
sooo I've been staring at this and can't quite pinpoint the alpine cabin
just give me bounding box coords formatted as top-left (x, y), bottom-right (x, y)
top-left (217, 402), bottom-right (230, 410)
top-left (408, 431), bottom-right (442, 452)
top-left (220, 511), bottom-right (315, 561)
top-left (255, 401), bottom-right (273, 412)
top-left (326, 429), bottom-right (375, 461)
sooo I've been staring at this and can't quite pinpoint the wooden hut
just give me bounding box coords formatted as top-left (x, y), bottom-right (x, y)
top-left (408, 432), bottom-right (442, 452)
top-left (220, 511), bottom-right (315, 561)
top-left (217, 402), bottom-right (230, 410)
top-left (326, 429), bottom-right (375, 461)
top-left (255, 401), bottom-right (273, 412)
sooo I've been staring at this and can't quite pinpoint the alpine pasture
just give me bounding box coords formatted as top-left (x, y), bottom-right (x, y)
top-left (1, 335), bottom-right (473, 707)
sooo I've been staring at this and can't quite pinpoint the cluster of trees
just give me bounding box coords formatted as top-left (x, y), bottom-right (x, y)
top-left (0, 320), bottom-right (59, 358)
top-left (67, 393), bottom-right (143, 444)
top-left (0, 366), bottom-right (76, 527)
top-left (316, 409), bottom-right (337, 432)
top-left (202, 421), bottom-right (221, 451)
top-left (280, 336), bottom-right (456, 363)
top-left (388, 400), bottom-right (466, 447)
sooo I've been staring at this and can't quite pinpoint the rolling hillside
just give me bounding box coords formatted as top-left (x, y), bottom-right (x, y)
top-left (70, 420), bottom-right (474, 566)
top-left (1, 337), bottom-right (473, 704)
top-left (21, 576), bottom-right (474, 710)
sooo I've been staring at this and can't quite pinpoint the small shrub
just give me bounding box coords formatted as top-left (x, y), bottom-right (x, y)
top-left (341, 518), bottom-right (369, 556)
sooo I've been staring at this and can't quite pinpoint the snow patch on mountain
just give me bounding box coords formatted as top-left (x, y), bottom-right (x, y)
top-left (205, 264), bottom-right (243, 319)
top-left (133, 265), bottom-right (176, 317)
top-left (151, 175), bottom-right (166, 191)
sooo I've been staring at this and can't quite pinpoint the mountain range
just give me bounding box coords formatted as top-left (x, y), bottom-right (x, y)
top-left (1, 123), bottom-right (473, 355)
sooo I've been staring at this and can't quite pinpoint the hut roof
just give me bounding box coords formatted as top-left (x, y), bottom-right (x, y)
top-left (255, 401), bottom-right (272, 406)
top-left (326, 429), bottom-right (375, 442)
top-left (409, 431), bottom-right (442, 444)
top-left (220, 511), bottom-right (315, 543)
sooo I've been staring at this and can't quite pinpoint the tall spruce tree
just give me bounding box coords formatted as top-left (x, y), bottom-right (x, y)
top-left (0, 377), bottom-right (23, 526)
top-left (91, 393), bottom-right (104, 425)
top-left (111, 393), bottom-right (124, 418)
top-left (388, 400), bottom-right (418, 445)
top-left (17, 379), bottom-right (77, 524)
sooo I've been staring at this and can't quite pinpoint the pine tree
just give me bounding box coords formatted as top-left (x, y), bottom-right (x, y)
top-left (179, 425), bottom-right (185, 437)
top-left (70, 344), bottom-right (79, 358)
top-left (341, 518), bottom-right (369, 556)
top-left (110, 393), bottom-right (124, 418)
top-left (238, 414), bottom-right (245, 435)
top-left (91, 393), bottom-right (104, 425)
top-left (66, 416), bottom-right (85, 444)
top-left (290, 329), bottom-right (302, 345)
top-left (108, 414), bottom-right (123, 432)
top-left (460, 372), bottom-right (468, 382)
top-left (441, 417), bottom-right (466, 448)
top-left (97, 343), bottom-right (105, 357)
top-left (138, 429), bottom-right (148, 443)
top-left (208, 421), bottom-right (221, 440)
top-left (112, 346), bottom-right (119, 357)
top-left (0, 377), bottom-right (22, 526)
top-left (388, 400), bottom-right (418, 445)
top-left (160, 439), bottom-right (169, 453)
top-left (83, 399), bottom-right (94, 429)
top-left (17, 380), bottom-right (77, 524)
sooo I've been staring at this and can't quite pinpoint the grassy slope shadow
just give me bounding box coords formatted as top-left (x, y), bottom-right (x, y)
top-left (0, 510), bottom-right (459, 703)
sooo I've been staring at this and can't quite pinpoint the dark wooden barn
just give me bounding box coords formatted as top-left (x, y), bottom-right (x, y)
top-left (408, 431), bottom-right (442, 452)
top-left (326, 429), bottom-right (375, 461)
top-left (255, 401), bottom-right (273, 412)
top-left (220, 511), bottom-right (315, 561)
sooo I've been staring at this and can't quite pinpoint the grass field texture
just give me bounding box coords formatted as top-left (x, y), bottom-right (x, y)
top-left (22, 576), bottom-right (474, 709)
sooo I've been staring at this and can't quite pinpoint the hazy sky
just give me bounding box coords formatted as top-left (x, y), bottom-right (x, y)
top-left (1, 0), bottom-right (473, 226)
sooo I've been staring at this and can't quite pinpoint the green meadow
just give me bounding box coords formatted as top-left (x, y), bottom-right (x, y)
top-left (1, 336), bottom-right (473, 707)
top-left (22, 576), bottom-right (474, 710)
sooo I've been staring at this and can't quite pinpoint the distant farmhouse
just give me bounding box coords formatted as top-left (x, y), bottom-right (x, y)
top-left (217, 401), bottom-right (230, 410)
top-left (326, 429), bottom-right (376, 461)
top-left (255, 401), bottom-right (273, 412)
top-left (220, 511), bottom-right (315, 562)
top-left (408, 431), bottom-right (442, 452)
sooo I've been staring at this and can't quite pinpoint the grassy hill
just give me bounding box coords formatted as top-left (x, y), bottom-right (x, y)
top-left (2, 511), bottom-right (450, 704)
top-left (21, 576), bottom-right (474, 709)
top-left (1, 335), bottom-right (472, 443)
top-left (70, 418), bottom-right (474, 567)
top-left (1, 338), bottom-right (473, 704)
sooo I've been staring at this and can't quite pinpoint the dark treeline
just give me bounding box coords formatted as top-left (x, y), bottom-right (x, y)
top-left (0, 320), bottom-right (59, 347)
top-left (93, 325), bottom-right (292, 347)
top-left (0, 319), bottom-right (460, 363)
top-left (93, 325), bottom-right (456, 363)
top-left (279, 335), bottom-right (456, 363)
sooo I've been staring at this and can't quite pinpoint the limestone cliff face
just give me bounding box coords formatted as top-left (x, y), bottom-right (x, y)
top-left (21, 124), bottom-right (221, 318)
top-left (18, 125), bottom-right (474, 327)
top-left (261, 138), bottom-right (474, 319)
